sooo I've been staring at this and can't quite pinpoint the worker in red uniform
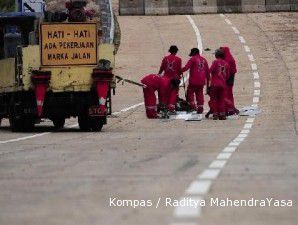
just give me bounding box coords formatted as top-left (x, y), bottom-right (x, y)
top-left (141, 74), bottom-right (162, 119)
top-left (181, 48), bottom-right (210, 114)
top-left (220, 46), bottom-right (239, 115)
top-left (158, 45), bottom-right (182, 114)
top-left (209, 49), bottom-right (230, 120)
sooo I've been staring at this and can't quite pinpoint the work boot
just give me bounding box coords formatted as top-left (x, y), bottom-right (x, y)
top-left (168, 110), bottom-right (177, 116)
top-left (205, 110), bottom-right (212, 119)
top-left (213, 113), bottom-right (219, 120)
top-left (197, 106), bottom-right (204, 114)
top-left (219, 113), bottom-right (227, 120)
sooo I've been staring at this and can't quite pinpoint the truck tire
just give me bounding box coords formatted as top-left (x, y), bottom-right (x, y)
top-left (90, 117), bottom-right (105, 132)
top-left (9, 115), bottom-right (35, 132)
top-left (52, 118), bottom-right (65, 129)
top-left (22, 117), bottom-right (35, 132)
top-left (78, 114), bottom-right (90, 131)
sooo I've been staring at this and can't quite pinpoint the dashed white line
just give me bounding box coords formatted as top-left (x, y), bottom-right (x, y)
top-left (209, 160), bottom-right (227, 169)
top-left (253, 72), bottom-right (260, 79)
top-left (198, 169), bottom-right (221, 179)
top-left (246, 118), bottom-right (255, 123)
top-left (251, 63), bottom-right (258, 70)
top-left (254, 90), bottom-right (261, 96)
top-left (244, 45), bottom-right (251, 52)
top-left (217, 152), bottom-right (232, 160)
top-left (223, 146), bottom-right (237, 152)
top-left (174, 197), bottom-right (203, 217)
top-left (186, 180), bottom-right (212, 195)
top-left (239, 36), bottom-right (246, 43)
top-left (232, 26), bottom-right (240, 34)
top-left (244, 123), bottom-right (253, 129)
top-left (254, 81), bottom-right (261, 88)
top-left (248, 54), bottom-right (255, 61)
top-left (225, 18), bottom-right (232, 25)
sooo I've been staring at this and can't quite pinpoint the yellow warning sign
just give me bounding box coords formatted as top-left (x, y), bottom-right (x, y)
top-left (40, 23), bottom-right (97, 66)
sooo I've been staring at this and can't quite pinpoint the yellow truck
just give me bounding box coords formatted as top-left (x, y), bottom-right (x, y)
top-left (0, 3), bottom-right (118, 132)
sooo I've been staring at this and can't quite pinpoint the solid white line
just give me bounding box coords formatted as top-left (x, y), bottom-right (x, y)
top-left (0, 102), bottom-right (145, 144)
top-left (198, 169), bottom-right (221, 179)
top-left (220, 14), bottom-right (225, 17)
top-left (244, 45), bottom-right (251, 52)
top-left (186, 15), bottom-right (203, 53)
top-left (0, 132), bottom-right (50, 144)
top-left (209, 160), bottom-right (227, 169)
top-left (232, 26), bottom-right (240, 34)
top-left (186, 180), bottom-right (212, 195)
top-left (217, 152), bottom-right (232, 160)
top-left (239, 36), bottom-right (246, 43)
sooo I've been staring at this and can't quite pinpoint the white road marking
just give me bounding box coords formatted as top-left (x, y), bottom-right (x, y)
top-left (253, 97), bottom-right (260, 103)
top-left (174, 197), bottom-right (203, 218)
top-left (186, 180), bottom-right (212, 195)
top-left (244, 45), bottom-right (251, 52)
top-left (172, 14), bottom-right (262, 224)
top-left (240, 129), bottom-right (250, 134)
top-left (244, 123), bottom-right (253, 129)
top-left (253, 72), bottom-right (260, 79)
top-left (0, 102), bottom-right (145, 144)
top-left (248, 54), bottom-right (255, 61)
top-left (254, 90), bottom-right (261, 96)
top-left (246, 118), bottom-right (255, 123)
top-left (209, 160), bottom-right (227, 169)
top-left (198, 169), bottom-right (221, 179)
top-left (251, 63), bottom-right (258, 71)
top-left (217, 152), bottom-right (232, 160)
top-left (232, 26), bottom-right (240, 34)
top-left (225, 18), bottom-right (232, 25)
top-left (239, 36), bottom-right (246, 43)
top-left (186, 15), bottom-right (203, 54)
top-left (254, 81), bottom-right (261, 88)
top-left (223, 146), bottom-right (237, 152)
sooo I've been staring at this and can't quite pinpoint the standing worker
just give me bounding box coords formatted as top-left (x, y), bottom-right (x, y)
top-left (209, 49), bottom-right (230, 120)
top-left (182, 48), bottom-right (210, 114)
top-left (158, 45), bottom-right (182, 114)
top-left (220, 46), bottom-right (239, 115)
top-left (141, 74), bottom-right (162, 119)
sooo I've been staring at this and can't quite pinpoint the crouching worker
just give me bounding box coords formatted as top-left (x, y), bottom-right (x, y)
top-left (141, 74), bottom-right (162, 119)
top-left (182, 48), bottom-right (210, 114)
top-left (209, 49), bottom-right (230, 120)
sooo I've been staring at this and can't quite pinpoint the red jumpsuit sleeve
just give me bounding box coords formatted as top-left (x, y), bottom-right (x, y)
top-left (158, 57), bottom-right (166, 74)
top-left (177, 58), bottom-right (182, 77)
top-left (230, 59), bottom-right (237, 75)
top-left (181, 58), bottom-right (192, 73)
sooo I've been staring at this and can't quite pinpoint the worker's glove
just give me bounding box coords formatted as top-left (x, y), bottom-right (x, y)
top-left (226, 74), bottom-right (235, 86)
top-left (170, 79), bottom-right (181, 89)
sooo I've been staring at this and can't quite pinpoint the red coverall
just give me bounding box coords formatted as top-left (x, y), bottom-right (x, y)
top-left (209, 59), bottom-right (230, 117)
top-left (141, 74), bottom-right (161, 119)
top-left (182, 55), bottom-right (210, 113)
top-left (159, 54), bottom-right (182, 111)
top-left (221, 47), bottom-right (237, 114)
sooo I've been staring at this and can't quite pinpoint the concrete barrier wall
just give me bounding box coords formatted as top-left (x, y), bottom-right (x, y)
top-left (119, 0), bottom-right (297, 15)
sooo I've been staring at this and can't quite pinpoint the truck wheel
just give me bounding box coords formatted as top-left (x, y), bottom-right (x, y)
top-left (90, 117), bottom-right (105, 132)
top-left (53, 118), bottom-right (65, 129)
top-left (9, 116), bottom-right (23, 132)
top-left (78, 114), bottom-right (90, 131)
top-left (22, 118), bottom-right (35, 132)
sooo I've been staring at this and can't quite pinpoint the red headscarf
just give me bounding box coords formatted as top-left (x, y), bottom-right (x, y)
top-left (221, 47), bottom-right (237, 75)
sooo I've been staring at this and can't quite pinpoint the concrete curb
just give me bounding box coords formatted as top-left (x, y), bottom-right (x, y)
top-left (119, 0), bottom-right (297, 15)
